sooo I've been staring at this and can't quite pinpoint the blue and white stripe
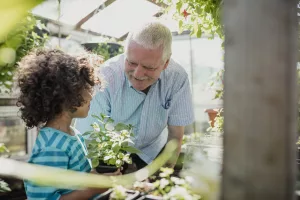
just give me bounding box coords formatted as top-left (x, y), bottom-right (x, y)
top-left (24, 127), bottom-right (91, 200)
top-left (76, 54), bottom-right (194, 164)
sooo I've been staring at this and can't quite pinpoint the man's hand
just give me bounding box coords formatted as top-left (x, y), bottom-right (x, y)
top-left (103, 168), bottom-right (122, 176)
top-left (167, 125), bottom-right (184, 168)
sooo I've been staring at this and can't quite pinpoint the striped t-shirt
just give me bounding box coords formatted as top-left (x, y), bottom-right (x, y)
top-left (24, 127), bottom-right (91, 200)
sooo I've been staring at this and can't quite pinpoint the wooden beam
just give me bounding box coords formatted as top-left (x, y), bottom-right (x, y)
top-left (222, 0), bottom-right (298, 200)
top-left (75, 0), bottom-right (116, 30)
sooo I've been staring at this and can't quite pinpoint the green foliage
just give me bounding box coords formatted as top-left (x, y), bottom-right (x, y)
top-left (110, 185), bottom-right (128, 200)
top-left (133, 168), bottom-right (201, 199)
top-left (0, 14), bottom-right (48, 92)
top-left (207, 69), bottom-right (224, 133)
top-left (92, 43), bottom-right (124, 61)
top-left (159, 0), bottom-right (223, 39)
top-left (0, 143), bottom-right (10, 192)
top-left (84, 114), bottom-right (140, 168)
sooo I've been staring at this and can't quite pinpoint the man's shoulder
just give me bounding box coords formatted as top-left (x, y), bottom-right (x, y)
top-left (164, 58), bottom-right (188, 79)
top-left (100, 54), bottom-right (125, 84)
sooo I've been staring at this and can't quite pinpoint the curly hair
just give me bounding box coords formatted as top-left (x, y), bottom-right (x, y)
top-left (16, 49), bottom-right (100, 128)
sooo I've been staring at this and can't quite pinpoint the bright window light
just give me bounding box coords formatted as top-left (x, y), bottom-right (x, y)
top-left (81, 0), bottom-right (161, 38)
top-left (32, 0), bottom-right (106, 26)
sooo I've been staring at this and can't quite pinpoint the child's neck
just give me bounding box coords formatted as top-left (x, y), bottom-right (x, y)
top-left (45, 113), bottom-right (74, 136)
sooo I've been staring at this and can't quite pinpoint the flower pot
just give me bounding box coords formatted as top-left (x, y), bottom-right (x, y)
top-left (96, 161), bottom-right (119, 174)
top-left (205, 108), bottom-right (219, 127)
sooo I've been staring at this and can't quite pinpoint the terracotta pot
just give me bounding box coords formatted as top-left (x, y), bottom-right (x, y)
top-left (205, 109), bottom-right (219, 127)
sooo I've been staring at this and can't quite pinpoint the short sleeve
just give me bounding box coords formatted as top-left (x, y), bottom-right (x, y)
top-left (168, 73), bottom-right (195, 126)
top-left (24, 147), bottom-right (72, 200)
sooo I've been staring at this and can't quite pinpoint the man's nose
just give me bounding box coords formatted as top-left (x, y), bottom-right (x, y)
top-left (133, 65), bottom-right (145, 78)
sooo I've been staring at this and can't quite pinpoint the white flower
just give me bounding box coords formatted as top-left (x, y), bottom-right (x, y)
top-left (165, 186), bottom-right (195, 200)
top-left (159, 178), bottom-right (169, 189)
top-left (96, 138), bottom-right (101, 142)
top-left (171, 176), bottom-right (186, 185)
top-left (94, 127), bottom-right (100, 132)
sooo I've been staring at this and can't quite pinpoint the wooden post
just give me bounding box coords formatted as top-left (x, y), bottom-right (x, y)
top-left (222, 0), bottom-right (298, 200)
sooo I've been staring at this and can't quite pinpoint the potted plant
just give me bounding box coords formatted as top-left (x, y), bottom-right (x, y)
top-left (83, 114), bottom-right (140, 173)
top-left (81, 42), bottom-right (124, 61)
top-left (133, 168), bottom-right (201, 200)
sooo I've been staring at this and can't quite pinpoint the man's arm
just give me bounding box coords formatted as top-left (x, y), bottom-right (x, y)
top-left (167, 125), bottom-right (185, 168)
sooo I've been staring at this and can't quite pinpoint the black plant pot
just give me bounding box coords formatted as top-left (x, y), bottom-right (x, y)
top-left (96, 161), bottom-right (119, 174)
top-left (94, 189), bottom-right (140, 200)
top-left (96, 161), bottom-right (128, 174)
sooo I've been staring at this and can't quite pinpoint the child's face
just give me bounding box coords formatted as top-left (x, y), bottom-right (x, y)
top-left (73, 89), bottom-right (93, 118)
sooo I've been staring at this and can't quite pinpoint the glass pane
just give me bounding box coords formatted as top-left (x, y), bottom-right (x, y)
top-left (32, 0), bottom-right (105, 26)
top-left (81, 0), bottom-right (161, 38)
top-left (0, 107), bottom-right (26, 157)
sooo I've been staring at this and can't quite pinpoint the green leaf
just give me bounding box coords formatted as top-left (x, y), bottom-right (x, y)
top-left (114, 123), bottom-right (129, 131)
top-left (108, 158), bottom-right (116, 165)
top-left (196, 24), bottom-right (202, 38)
top-left (176, 1), bottom-right (182, 13)
top-left (115, 159), bottom-right (122, 167)
top-left (106, 118), bottom-right (114, 124)
top-left (91, 159), bottom-right (99, 168)
top-left (122, 146), bottom-right (141, 154)
top-left (112, 143), bottom-right (121, 152)
top-left (104, 155), bottom-right (111, 161)
top-left (82, 131), bottom-right (93, 136)
top-left (91, 115), bottom-right (104, 124)
top-left (0, 143), bottom-right (9, 153)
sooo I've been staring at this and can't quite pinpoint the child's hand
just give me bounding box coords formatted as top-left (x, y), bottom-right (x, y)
top-left (103, 168), bottom-right (122, 176)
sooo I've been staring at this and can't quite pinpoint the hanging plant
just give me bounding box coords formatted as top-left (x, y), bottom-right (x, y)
top-left (158, 0), bottom-right (223, 39)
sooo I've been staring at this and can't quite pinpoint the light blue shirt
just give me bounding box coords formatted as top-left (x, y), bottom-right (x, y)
top-left (76, 54), bottom-right (194, 163)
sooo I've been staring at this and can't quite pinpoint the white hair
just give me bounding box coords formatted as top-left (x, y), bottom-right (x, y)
top-left (125, 21), bottom-right (172, 63)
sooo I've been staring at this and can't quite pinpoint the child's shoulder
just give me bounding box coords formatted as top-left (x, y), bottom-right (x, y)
top-left (33, 127), bottom-right (77, 153)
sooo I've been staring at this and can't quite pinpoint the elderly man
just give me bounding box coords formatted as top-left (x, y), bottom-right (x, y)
top-left (76, 21), bottom-right (194, 170)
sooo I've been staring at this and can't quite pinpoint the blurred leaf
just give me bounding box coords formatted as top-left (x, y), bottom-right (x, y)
top-left (122, 146), bottom-right (141, 154)
top-left (91, 159), bottom-right (99, 168)
top-left (0, 0), bottom-right (44, 41)
top-left (0, 141), bottom-right (177, 190)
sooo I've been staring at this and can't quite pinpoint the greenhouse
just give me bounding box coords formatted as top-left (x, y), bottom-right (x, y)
top-left (0, 0), bottom-right (298, 200)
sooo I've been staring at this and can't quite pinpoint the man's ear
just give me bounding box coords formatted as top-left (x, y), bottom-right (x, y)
top-left (163, 59), bottom-right (170, 70)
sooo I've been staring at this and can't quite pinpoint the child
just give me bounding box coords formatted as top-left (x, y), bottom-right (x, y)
top-left (16, 49), bottom-right (120, 200)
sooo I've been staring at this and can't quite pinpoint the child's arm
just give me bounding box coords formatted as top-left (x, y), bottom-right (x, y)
top-left (59, 188), bottom-right (108, 200)
top-left (60, 169), bottom-right (122, 200)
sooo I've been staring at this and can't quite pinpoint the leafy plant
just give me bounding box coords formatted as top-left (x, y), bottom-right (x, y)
top-left (0, 13), bottom-right (48, 92)
top-left (0, 143), bottom-right (10, 192)
top-left (133, 168), bottom-right (201, 200)
top-left (83, 114), bottom-right (140, 168)
top-left (92, 43), bottom-right (124, 61)
top-left (207, 69), bottom-right (224, 133)
top-left (158, 0), bottom-right (223, 39)
top-left (109, 185), bottom-right (128, 200)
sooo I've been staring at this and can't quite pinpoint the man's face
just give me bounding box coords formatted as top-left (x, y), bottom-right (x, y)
top-left (125, 41), bottom-right (168, 91)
